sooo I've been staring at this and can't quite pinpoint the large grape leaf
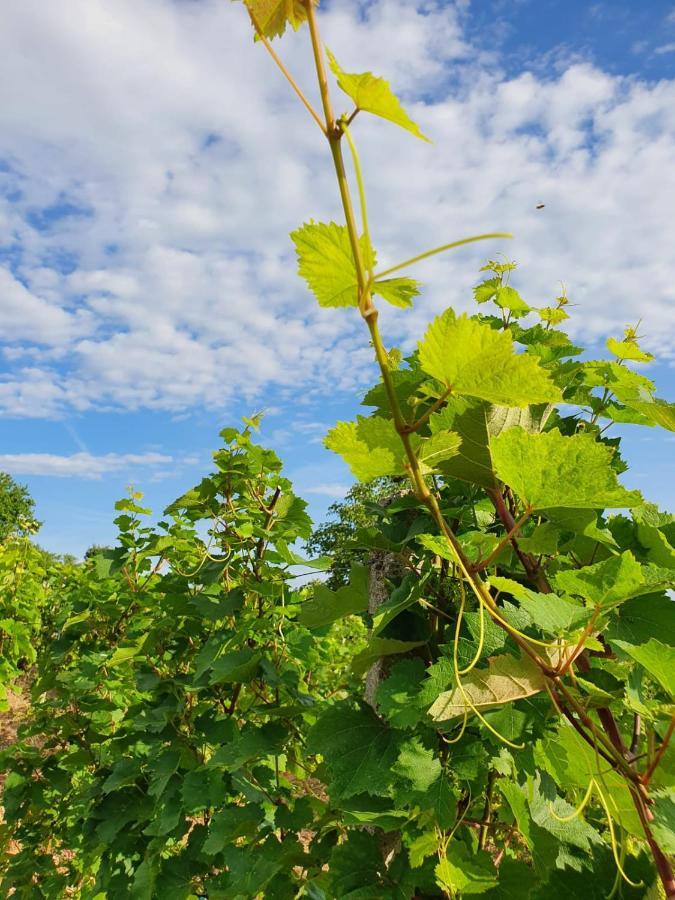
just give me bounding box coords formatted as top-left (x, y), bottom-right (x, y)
top-left (610, 638), bottom-right (675, 695)
top-left (307, 702), bottom-right (401, 799)
top-left (490, 575), bottom-right (590, 635)
top-left (240, 0), bottom-right (314, 40)
top-left (376, 658), bottom-right (426, 728)
top-left (291, 220), bottom-right (418, 308)
top-left (325, 414), bottom-right (459, 481)
top-left (393, 737), bottom-right (442, 794)
top-left (625, 397), bottom-right (675, 432)
top-left (418, 311), bottom-right (561, 407)
top-left (524, 771), bottom-right (601, 852)
top-left (298, 564), bottom-right (368, 628)
top-left (324, 416), bottom-right (402, 481)
top-left (553, 551), bottom-right (643, 609)
top-left (435, 844), bottom-right (498, 895)
top-left (491, 427), bottom-right (642, 510)
top-left (415, 429), bottom-right (462, 474)
top-left (650, 789), bottom-right (675, 854)
top-left (605, 593), bottom-right (675, 647)
top-left (326, 49), bottom-right (429, 141)
top-left (427, 653), bottom-right (546, 722)
top-left (428, 401), bottom-right (552, 489)
top-left (606, 335), bottom-right (654, 363)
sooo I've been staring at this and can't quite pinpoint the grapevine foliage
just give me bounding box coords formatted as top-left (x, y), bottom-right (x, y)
top-left (1, 2), bottom-right (675, 898)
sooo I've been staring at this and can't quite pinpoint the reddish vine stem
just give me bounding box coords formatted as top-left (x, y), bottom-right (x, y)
top-left (485, 487), bottom-right (550, 592)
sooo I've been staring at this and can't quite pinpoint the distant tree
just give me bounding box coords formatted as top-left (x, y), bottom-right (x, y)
top-left (84, 544), bottom-right (113, 560)
top-left (305, 478), bottom-right (402, 589)
top-left (0, 472), bottom-right (38, 542)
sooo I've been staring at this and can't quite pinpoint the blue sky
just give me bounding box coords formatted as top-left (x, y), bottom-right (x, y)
top-left (0, 0), bottom-right (674, 557)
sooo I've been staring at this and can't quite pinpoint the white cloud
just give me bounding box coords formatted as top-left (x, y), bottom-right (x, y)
top-left (0, 451), bottom-right (172, 478)
top-left (0, 0), bottom-right (674, 419)
top-left (655, 42), bottom-right (675, 55)
top-left (303, 482), bottom-right (351, 498)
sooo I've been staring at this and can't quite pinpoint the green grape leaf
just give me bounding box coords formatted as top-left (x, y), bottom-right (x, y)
top-left (415, 429), bottom-right (462, 474)
top-left (324, 416), bottom-right (402, 481)
top-left (650, 788), bottom-right (675, 854)
top-left (625, 397), bottom-right (675, 432)
top-left (107, 633), bottom-right (149, 667)
top-left (376, 659), bottom-right (426, 728)
top-left (428, 653), bottom-right (546, 721)
top-left (606, 335), bottom-right (654, 363)
top-left (307, 702), bottom-right (401, 799)
top-left (351, 637), bottom-right (426, 675)
top-left (407, 830), bottom-right (439, 868)
top-left (208, 648), bottom-right (262, 685)
top-left (372, 276), bottom-right (420, 308)
top-left (327, 48), bottom-right (429, 141)
top-left (393, 737), bottom-right (442, 794)
top-left (203, 805), bottom-right (265, 855)
top-left (605, 594), bottom-right (675, 647)
top-left (240, 0), bottom-right (313, 41)
top-left (418, 311), bottom-right (561, 407)
top-left (435, 844), bottom-right (498, 895)
top-left (491, 427), bottom-right (642, 510)
top-left (291, 220), bottom-right (363, 308)
top-left (524, 771), bottom-right (601, 851)
top-left (494, 285), bottom-right (530, 315)
top-left (554, 551), bottom-right (672, 610)
top-left (538, 306), bottom-right (570, 325)
top-left (428, 771), bottom-right (457, 830)
top-left (473, 277), bottom-right (500, 304)
top-left (490, 575), bottom-right (590, 635)
top-left (610, 638), bottom-right (675, 695)
top-left (291, 220), bottom-right (420, 310)
top-left (428, 400), bottom-right (551, 489)
top-left (299, 564), bottom-right (368, 628)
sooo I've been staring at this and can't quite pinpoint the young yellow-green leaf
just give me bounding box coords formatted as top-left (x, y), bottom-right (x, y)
top-left (416, 429), bottom-right (461, 475)
top-left (473, 277), bottom-right (500, 304)
top-left (291, 220), bottom-right (363, 308)
top-left (371, 276), bottom-right (420, 308)
top-left (553, 551), bottom-right (647, 610)
top-left (494, 285), bottom-right (530, 315)
top-left (418, 311), bottom-right (561, 407)
top-left (428, 653), bottom-right (546, 721)
top-left (538, 306), bottom-right (570, 325)
top-left (291, 220), bottom-right (418, 308)
top-left (326, 49), bottom-right (429, 141)
top-left (625, 397), bottom-right (675, 432)
top-left (324, 417), bottom-right (400, 481)
top-left (606, 335), bottom-right (654, 363)
top-left (491, 427), bottom-right (642, 510)
top-left (240, 0), bottom-right (313, 41)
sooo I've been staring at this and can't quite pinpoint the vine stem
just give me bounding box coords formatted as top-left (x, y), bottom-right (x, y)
top-left (247, 8), bottom-right (326, 135)
top-left (300, 3), bottom-right (674, 893)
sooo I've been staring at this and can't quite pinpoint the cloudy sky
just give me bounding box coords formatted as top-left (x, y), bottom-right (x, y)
top-left (1, 0), bottom-right (674, 556)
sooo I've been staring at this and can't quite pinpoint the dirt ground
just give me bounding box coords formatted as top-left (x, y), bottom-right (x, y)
top-left (0, 684), bottom-right (30, 753)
